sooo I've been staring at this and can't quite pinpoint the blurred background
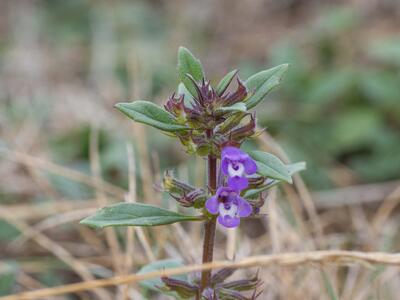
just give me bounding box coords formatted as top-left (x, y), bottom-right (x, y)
top-left (1, 0), bottom-right (400, 299)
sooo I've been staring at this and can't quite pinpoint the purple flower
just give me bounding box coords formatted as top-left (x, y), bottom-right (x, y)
top-left (221, 146), bottom-right (257, 191)
top-left (205, 187), bottom-right (252, 228)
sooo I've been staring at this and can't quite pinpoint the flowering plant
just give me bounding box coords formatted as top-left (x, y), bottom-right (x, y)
top-left (81, 47), bottom-right (305, 299)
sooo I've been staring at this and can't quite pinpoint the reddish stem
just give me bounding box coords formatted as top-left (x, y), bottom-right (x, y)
top-left (200, 130), bottom-right (217, 292)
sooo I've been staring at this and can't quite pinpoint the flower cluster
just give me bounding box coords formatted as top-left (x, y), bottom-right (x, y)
top-left (205, 146), bottom-right (257, 228)
top-left (164, 77), bottom-right (256, 156)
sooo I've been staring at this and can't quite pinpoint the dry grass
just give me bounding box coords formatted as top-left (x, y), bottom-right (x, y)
top-left (2, 251), bottom-right (400, 300)
top-left (2, 131), bottom-right (400, 299)
top-left (1, 1), bottom-right (400, 299)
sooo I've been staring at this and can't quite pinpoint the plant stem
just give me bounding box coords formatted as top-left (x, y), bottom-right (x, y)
top-left (200, 137), bottom-right (217, 292)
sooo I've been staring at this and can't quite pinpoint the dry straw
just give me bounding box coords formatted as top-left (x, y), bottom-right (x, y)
top-left (1, 251), bottom-right (399, 300)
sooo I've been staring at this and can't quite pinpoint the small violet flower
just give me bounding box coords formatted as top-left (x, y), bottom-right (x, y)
top-left (221, 146), bottom-right (257, 191)
top-left (205, 187), bottom-right (252, 228)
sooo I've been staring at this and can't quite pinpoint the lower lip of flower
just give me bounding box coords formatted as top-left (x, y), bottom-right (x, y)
top-left (219, 202), bottom-right (238, 217)
top-left (228, 162), bottom-right (244, 177)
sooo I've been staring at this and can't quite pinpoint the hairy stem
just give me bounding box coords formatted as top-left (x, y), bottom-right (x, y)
top-left (200, 132), bottom-right (217, 292)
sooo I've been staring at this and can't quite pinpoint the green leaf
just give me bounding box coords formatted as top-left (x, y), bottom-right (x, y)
top-left (249, 151), bottom-right (292, 183)
top-left (138, 259), bottom-right (186, 292)
top-left (0, 263), bottom-right (16, 296)
top-left (215, 102), bottom-right (247, 114)
top-left (243, 161), bottom-right (305, 198)
top-left (178, 47), bottom-right (204, 98)
top-left (367, 38), bottom-right (400, 66)
top-left (245, 64), bottom-right (289, 109)
top-left (80, 202), bottom-right (202, 228)
top-left (216, 69), bottom-right (238, 95)
top-left (243, 181), bottom-right (278, 198)
top-left (286, 162), bottom-right (306, 175)
top-left (177, 82), bottom-right (194, 104)
top-left (115, 101), bottom-right (188, 132)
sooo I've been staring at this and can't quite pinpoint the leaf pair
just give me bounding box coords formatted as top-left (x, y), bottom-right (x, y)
top-left (115, 47), bottom-right (289, 134)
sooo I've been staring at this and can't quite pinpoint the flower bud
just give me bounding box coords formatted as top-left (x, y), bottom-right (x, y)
top-left (161, 277), bottom-right (199, 298)
top-left (164, 93), bottom-right (187, 123)
top-left (216, 112), bottom-right (247, 135)
top-left (247, 176), bottom-right (266, 188)
top-left (211, 268), bottom-right (236, 285)
top-left (163, 170), bottom-right (194, 194)
top-left (218, 288), bottom-right (248, 300)
top-left (201, 287), bottom-right (217, 300)
top-left (217, 274), bottom-right (261, 291)
top-left (178, 189), bottom-right (207, 208)
top-left (163, 171), bottom-right (206, 208)
top-left (218, 78), bottom-right (247, 107)
top-left (229, 114), bottom-right (256, 142)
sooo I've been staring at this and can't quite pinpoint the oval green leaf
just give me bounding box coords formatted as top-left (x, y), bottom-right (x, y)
top-left (248, 150), bottom-right (292, 183)
top-left (286, 161), bottom-right (306, 176)
top-left (243, 180), bottom-right (278, 199)
top-left (215, 102), bottom-right (247, 114)
top-left (138, 259), bottom-right (186, 292)
top-left (243, 161), bottom-right (305, 198)
top-left (115, 100), bottom-right (188, 132)
top-left (216, 69), bottom-right (238, 95)
top-left (80, 202), bottom-right (202, 228)
top-left (177, 82), bottom-right (194, 104)
top-left (245, 64), bottom-right (289, 110)
top-left (178, 47), bottom-right (204, 98)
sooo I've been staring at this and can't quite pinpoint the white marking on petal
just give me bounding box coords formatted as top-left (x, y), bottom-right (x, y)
top-left (219, 202), bottom-right (238, 218)
top-left (228, 162), bottom-right (245, 177)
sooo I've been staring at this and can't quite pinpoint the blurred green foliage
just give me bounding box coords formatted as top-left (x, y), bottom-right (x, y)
top-left (267, 8), bottom-right (400, 188)
top-left (0, 265), bottom-right (16, 296)
top-left (2, 2), bottom-right (400, 196)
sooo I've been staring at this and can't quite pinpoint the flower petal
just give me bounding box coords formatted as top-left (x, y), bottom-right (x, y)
top-left (222, 146), bottom-right (248, 161)
top-left (217, 215), bottom-right (240, 228)
top-left (221, 158), bottom-right (229, 176)
top-left (228, 176), bottom-right (248, 191)
top-left (237, 197), bottom-right (252, 217)
top-left (227, 162), bottom-right (245, 177)
top-left (243, 157), bottom-right (257, 175)
top-left (215, 186), bottom-right (227, 197)
top-left (222, 146), bottom-right (241, 157)
top-left (205, 196), bottom-right (219, 214)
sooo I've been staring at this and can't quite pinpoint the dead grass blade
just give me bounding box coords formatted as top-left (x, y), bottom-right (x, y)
top-left (90, 126), bottom-right (123, 275)
top-left (0, 205), bottom-right (111, 300)
top-left (1, 149), bottom-right (125, 199)
top-left (258, 131), bottom-right (325, 248)
top-left (2, 250), bottom-right (399, 300)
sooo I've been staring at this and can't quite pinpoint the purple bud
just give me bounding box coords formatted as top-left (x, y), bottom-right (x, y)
top-left (216, 112), bottom-right (247, 135)
top-left (219, 78), bottom-right (248, 107)
top-left (164, 93), bottom-right (186, 120)
top-left (217, 275), bottom-right (261, 292)
top-left (202, 287), bottom-right (219, 300)
top-left (161, 276), bottom-right (199, 298)
top-left (211, 268), bottom-right (236, 284)
top-left (163, 171), bottom-right (194, 193)
top-left (163, 171), bottom-right (206, 207)
top-left (230, 114), bottom-right (256, 142)
top-left (218, 288), bottom-right (248, 300)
